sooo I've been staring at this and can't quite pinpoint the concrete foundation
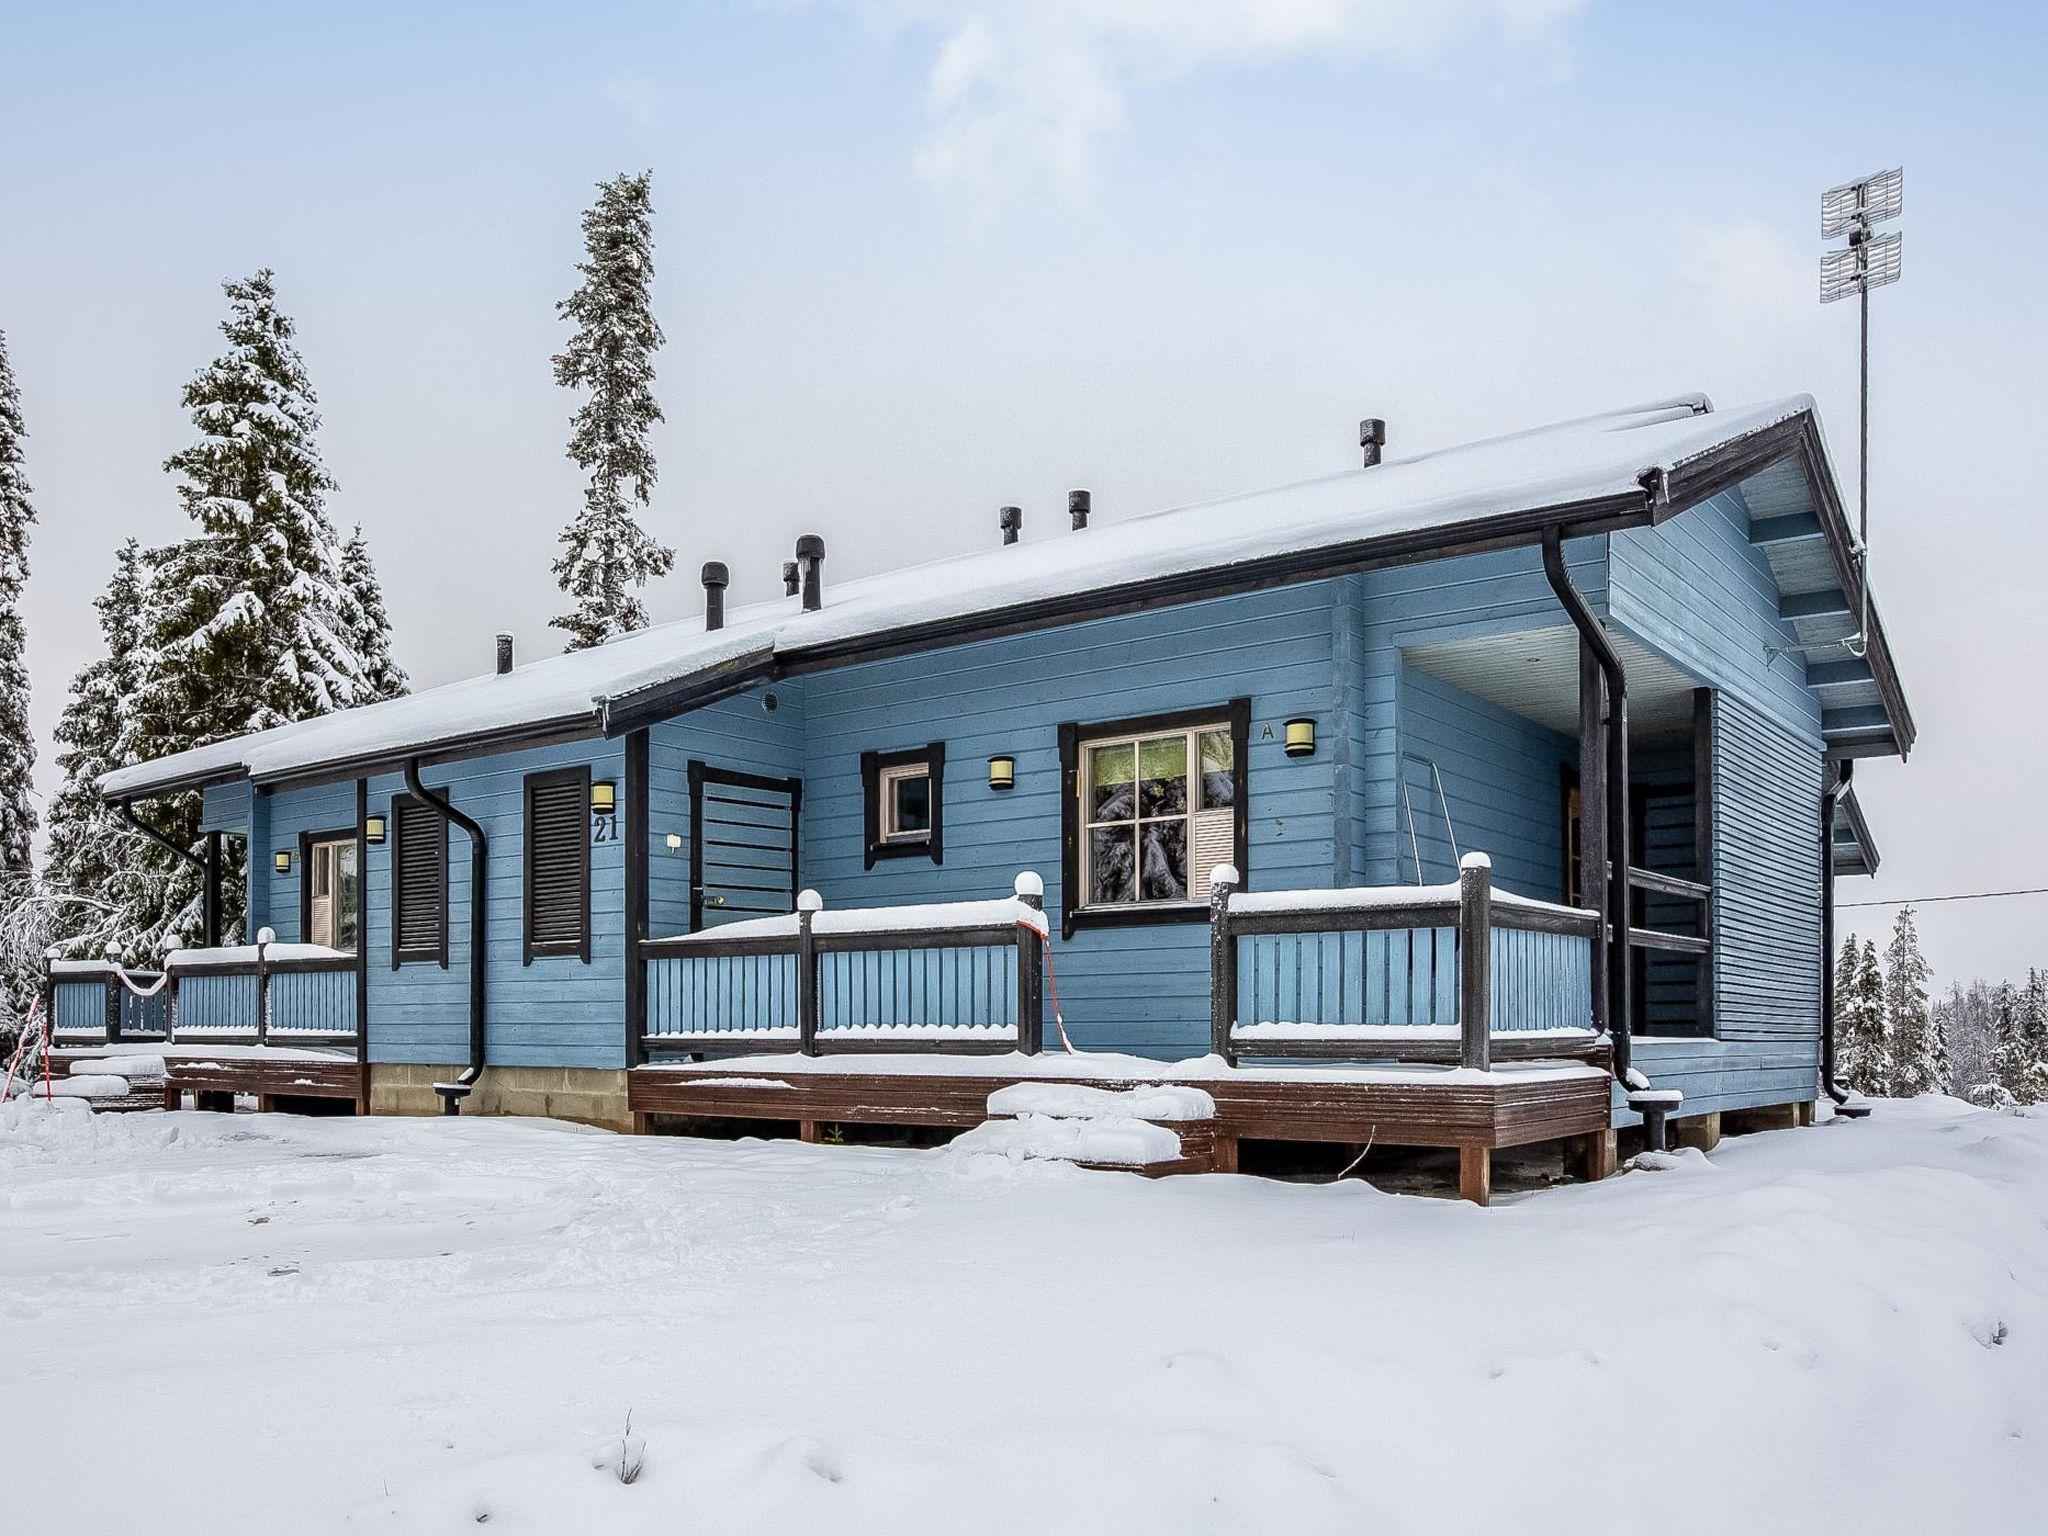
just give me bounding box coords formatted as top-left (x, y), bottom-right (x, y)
top-left (369, 1063), bottom-right (631, 1132)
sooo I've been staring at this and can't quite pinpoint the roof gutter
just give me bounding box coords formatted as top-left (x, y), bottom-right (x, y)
top-left (404, 758), bottom-right (488, 1113)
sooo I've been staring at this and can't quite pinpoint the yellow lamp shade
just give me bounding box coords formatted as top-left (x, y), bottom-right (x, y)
top-left (1283, 718), bottom-right (1316, 757)
top-left (590, 780), bottom-right (617, 815)
top-left (273, 849), bottom-right (293, 874)
top-left (987, 755), bottom-right (1015, 791)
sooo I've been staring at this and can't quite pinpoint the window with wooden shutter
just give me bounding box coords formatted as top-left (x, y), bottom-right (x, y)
top-left (391, 795), bottom-right (448, 968)
top-left (525, 767), bottom-right (591, 963)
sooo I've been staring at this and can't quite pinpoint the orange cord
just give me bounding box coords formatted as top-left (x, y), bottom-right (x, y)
top-left (1031, 925), bottom-right (1077, 1054)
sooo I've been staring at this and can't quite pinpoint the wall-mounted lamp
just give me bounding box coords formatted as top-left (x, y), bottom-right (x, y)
top-left (1283, 718), bottom-right (1317, 758)
top-left (665, 833), bottom-right (683, 852)
top-left (273, 849), bottom-right (293, 874)
top-left (591, 780), bottom-right (617, 815)
top-left (988, 755), bottom-right (1015, 791)
top-left (364, 814), bottom-right (387, 846)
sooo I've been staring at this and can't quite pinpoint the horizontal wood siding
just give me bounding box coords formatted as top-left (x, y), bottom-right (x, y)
top-left (796, 583), bottom-right (1341, 1058)
top-left (259, 780), bottom-right (356, 945)
top-left (1712, 693), bottom-right (1824, 1048)
top-left (646, 686), bottom-right (807, 940)
top-left (1608, 486), bottom-right (1827, 1113)
top-left (1352, 538), bottom-right (1606, 886)
top-left (358, 740), bottom-right (627, 1069)
top-left (1397, 667), bottom-right (1573, 900)
top-left (200, 780), bottom-right (251, 835)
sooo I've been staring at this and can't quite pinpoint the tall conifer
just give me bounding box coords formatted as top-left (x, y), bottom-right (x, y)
top-left (550, 171), bottom-right (674, 649)
top-left (0, 330), bottom-right (38, 892)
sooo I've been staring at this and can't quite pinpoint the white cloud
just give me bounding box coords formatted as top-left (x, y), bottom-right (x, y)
top-left (788, 1), bottom-right (1590, 208)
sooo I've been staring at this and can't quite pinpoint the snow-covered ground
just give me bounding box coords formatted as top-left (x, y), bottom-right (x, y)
top-left (4, 1097), bottom-right (2045, 1534)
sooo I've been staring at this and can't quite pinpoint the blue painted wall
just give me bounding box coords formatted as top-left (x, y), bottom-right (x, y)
top-left (1609, 486), bottom-right (1829, 1115)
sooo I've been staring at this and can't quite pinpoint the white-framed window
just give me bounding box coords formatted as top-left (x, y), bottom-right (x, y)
top-left (1078, 721), bottom-right (1237, 909)
top-left (305, 834), bottom-right (360, 952)
top-left (878, 761), bottom-right (932, 844)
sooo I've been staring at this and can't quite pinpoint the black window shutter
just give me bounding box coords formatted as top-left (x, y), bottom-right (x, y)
top-left (392, 796), bottom-right (448, 968)
top-left (525, 769), bottom-right (590, 963)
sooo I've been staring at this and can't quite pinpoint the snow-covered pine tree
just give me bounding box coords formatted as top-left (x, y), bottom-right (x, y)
top-left (1997, 969), bottom-right (2048, 1105)
top-left (550, 170), bottom-right (674, 650)
top-left (1835, 933), bottom-right (1889, 1095)
top-left (0, 329), bottom-right (38, 896)
top-left (1883, 907), bottom-right (1941, 1096)
top-left (341, 525), bottom-right (407, 701)
top-left (43, 540), bottom-right (152, 948)
top-left (135, 269), bottom-right (375, 755)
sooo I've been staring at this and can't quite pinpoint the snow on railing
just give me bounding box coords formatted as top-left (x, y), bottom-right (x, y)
top-left (1207, 856), bottom-right (1602, 1070)
top-left (43, 933), bottom-right (359, 1051)
top-left (639, 876), bottom-right (1049, 1057)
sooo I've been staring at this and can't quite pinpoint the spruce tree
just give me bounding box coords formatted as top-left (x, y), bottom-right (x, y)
top-left (134, 269), bottom-right (374, 758)
top-left (341, 525), bottom-right (407, 701)
top-left (1836, 934), bottom-right (1889, 1095)
top-left (550, 170), bottom-right (674, 649)
top-left (0, 329), bottom-right (38, 894)
top-left (1883, 907), bottom-right (1940, 1096)
top-left (1998, 969), bottom-right (2048, 1105)
top-left (44, 540), bottom-right (151, 943)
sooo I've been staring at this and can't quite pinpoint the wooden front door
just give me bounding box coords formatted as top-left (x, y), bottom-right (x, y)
top-left (688, 763), bottom-right (802, 931)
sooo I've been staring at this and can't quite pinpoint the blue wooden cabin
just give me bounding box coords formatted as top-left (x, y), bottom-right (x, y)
top-left (90, 394), bottom-right (1905, 1187)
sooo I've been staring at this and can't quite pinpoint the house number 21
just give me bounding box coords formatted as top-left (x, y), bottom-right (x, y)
top-left (590, 810), bottom-right (619, 844)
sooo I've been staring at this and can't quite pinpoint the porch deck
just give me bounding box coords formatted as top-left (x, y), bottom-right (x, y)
top-left (43, 1041), bottom-right (368, 1112)
top-left (629, 1048), bottom-right (1614, 1202)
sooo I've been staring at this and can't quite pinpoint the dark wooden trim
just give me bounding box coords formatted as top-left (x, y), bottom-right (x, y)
top-left (522, 764), bottom-right (593, 964)
top-left (860, 741), bottom-right (944, 869)
top-left (203, 830), bottom-right (223, 948)
top-left (1625, 867), bottom-right (1711, 902)
top-left (355, 779), bottom-right (370, 1062)
top-left (1628, 927), bottom-right (1712, 956)
top-left (624, 730), bottom-right (650, 1067)
top-left (390, 793), bottom-right (450, 970)
top-left (1694, 687), bottom-right (1716, 1040)
top-left (1576, 634), bottom-right (1608, 1036)
top-left (1056, 698), bottom-right (1250, 941)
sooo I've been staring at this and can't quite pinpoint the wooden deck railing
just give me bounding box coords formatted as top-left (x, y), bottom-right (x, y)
top-left (45, 932), bottom-right (360, 1052)
top-left (1208, 855), bottom-right (1602, 1068)
top-left (641, 876), bottom-right (1048, 1058)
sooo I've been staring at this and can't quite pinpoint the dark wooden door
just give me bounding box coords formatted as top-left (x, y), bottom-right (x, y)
top-left (688, 764), bottom-right (802, 931)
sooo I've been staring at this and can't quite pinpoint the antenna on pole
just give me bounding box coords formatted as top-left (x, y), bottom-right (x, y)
top-left (1820, 166), bottom-right (1903, 659)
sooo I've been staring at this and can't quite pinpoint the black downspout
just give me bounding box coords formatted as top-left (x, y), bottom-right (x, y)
top-left (403, 759), bottom-right (488, 1114)
top-left (1820, 759), bottom-right (1869, 1115)
top-left (1541, 528), bottom-right (1634, 1081)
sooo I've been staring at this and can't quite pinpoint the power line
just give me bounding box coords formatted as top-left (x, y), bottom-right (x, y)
top-left (1838, 886), bottom-right (2048, 910)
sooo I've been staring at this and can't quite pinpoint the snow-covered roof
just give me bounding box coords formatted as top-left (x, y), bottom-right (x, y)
top-left (101, 392), bottom-right (1894, 798)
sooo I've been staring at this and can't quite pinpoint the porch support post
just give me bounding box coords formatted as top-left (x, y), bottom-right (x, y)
top-left (1457, 854), bottom-right (1492, 1072)
top-left (1459, 1146), bottom-right (1492, 1206)
top-left (203, 831), bottom-right (224, 949)
top-left (354, 778), bottom-right (370, 1111)
top-left (1014, 873), bottom-right (1045, 1055)
top-left (1692, 688), bottom-right (1716, 1034)
top-left (1577, 636), bottom-right (1609, 1035)
top-left (624, 730), bottom-right (650, 1068)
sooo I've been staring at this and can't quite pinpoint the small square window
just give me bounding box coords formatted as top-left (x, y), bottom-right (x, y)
top-left (862, 743), bottom-right (945, 867)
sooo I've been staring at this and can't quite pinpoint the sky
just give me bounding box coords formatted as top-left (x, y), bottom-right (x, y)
top-left (3, 0), bottom-right (2045, 984)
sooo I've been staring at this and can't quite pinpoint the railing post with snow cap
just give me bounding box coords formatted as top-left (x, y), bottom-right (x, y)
top-left (795, 891), bottom-right (822, 1057)
top-left (1209, 864), bottom-right (1240, 1066)
top-left (255, 926), bottom-right (275, 1047)
top-left (1013, 873), bottom-right (1045, 1054)
top-left (1457, 854), bottom-right (1492, 1072)
top-left (102, 943), bottom-right (123, 1041)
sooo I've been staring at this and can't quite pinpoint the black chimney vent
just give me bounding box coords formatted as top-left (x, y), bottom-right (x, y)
top-left (701, 561), bottom-right (729, 631)
top-left (1068, 490), bottom-right (1090, 531)
top-left (495, 633), bottom-right (514, 675)
top-left (999, 505), bottom-right (1022, 546)
top-left (795, 534), bottom-right (825, 612)
top-left (782, 560), bottom-right (800, 598)
top-left (1359, 418), bottom-right (1386, 468)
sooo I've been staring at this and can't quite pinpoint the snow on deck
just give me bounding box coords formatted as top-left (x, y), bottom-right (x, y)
top-left (3, 1095), bottom-right (2043, 1533)
top-left (639, 1049), bottom-right (1608, 1086)
top-left (103, 394), bottom-right (1816, 796)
